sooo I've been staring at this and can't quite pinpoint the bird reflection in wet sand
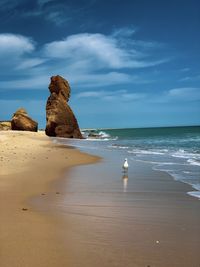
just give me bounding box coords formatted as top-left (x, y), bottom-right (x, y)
top-left (122, 174), bottom-right (128, 192)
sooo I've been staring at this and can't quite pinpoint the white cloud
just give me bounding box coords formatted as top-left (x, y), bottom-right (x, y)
top-left (0, 76), bottom-right (49, 89)
top-left (147, 87), bottom-right (200, 104)
top-left (179, 76), bottom-right (192, 82)
top-left (76, 91), bottom-right (106, 98)
top-left (68, 72), bottom-right (132, 87)
top-left (111, 27), bottom-right (137, 38)
top-left (44, 33), bottom-right (129, 68)
top-left (0, 72), bottom-right (133, 90)
top-left (0, 34), bottom-right (34, 57)
top-left (16, 58), bottom-right (46, 70)
top-left (0, 30), bottom-right (167, 90)
top-left (121, 92), bottom-right (147, 101)
top-left (44, 32), bottom-right (166, 70)
top-left (23, 0), bottom-right (72, 26)
top-left (167, 87), bottom-right (200, 101)
top-left (45, 11), bottom-right (67, 25)
top-left (76, 89), bottom-right (146, 102)
top-left (180, 68), bottom-right (190, 72)
top-left (179, 74), bottom-right (200, 82)
top-left (0, 33), bottom-right (35, 73)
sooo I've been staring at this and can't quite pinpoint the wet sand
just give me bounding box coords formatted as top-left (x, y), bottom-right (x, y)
top-left (1, 131), bottom-right (200, 267)
top-left (0, 131), bottom-right (99, 267)
top-left (32, 145), bottom-right (200, 267)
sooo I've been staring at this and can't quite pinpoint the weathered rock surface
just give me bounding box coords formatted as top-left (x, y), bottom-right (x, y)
top-left (45, 75), bottom-right (83, 138)
top-left (0, 121), bottom-right (11, 130)
top-left (11, 108), bottom-right (38, 132)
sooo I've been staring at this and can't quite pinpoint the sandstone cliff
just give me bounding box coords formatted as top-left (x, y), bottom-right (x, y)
top-left (11, 108), bottom-right (38, 132)
top-left (45, 75), bottom-right (83, 138)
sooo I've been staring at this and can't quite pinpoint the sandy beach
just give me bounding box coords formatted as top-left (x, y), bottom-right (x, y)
top-left (1, 131), bottom-right (200, 267)
top-left (54, 155), bottom-right (200, 267)
top-left (0, 131), bottom-right (99, 267)
top-left (0, 0), bottom-right (199, 266)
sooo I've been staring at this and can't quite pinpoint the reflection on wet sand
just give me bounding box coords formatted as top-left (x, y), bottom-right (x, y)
top-left (122, 173), bottom-right (128, 192)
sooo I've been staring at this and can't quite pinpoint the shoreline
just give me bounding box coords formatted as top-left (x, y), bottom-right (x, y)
top-left (0, 130), bottom-right (100, 267)
top-left (1, 130), bottom-right (200, 266)
top-left (57, 137), bottom-right (200, 201)
top-left (45, 140), bottom-right (200, 267)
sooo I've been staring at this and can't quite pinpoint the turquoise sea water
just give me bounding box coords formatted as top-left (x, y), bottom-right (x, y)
top-left (59, 126), bottom-right (200, 199)
top-left (51, 125), bottom-right (200, 266)
top-left (107, 126), bottom-right (200, 198)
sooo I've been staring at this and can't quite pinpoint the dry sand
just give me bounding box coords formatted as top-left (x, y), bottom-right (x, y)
top-left (1, 131), bottom-right (200, 267)
top-left (0, 130), bottom-right (99, 267)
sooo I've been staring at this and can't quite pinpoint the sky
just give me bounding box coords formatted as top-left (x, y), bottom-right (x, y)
top-left (0, 0), bottom-right (199, 129)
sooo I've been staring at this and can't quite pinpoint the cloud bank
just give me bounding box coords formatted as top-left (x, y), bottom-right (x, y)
top-left (75, 87), bottom-right (200, 104)
top-left (0, 30), bottom-right (167, 90)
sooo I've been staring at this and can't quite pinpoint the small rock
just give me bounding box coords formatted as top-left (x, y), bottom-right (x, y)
top-left (11, 108), bottom-right (38, 132)
top-left (22, 208), bottom-right (28, 211)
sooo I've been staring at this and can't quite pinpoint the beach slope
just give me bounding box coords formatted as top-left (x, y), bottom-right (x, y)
top-left (0, 131), bottom-right (99, 267)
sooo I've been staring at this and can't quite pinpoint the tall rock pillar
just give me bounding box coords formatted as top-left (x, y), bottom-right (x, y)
top-left (45, 75), bottom-right (83, 138)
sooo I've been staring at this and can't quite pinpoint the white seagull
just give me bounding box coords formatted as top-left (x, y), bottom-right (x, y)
top-left (123, 158), bottom-right (129, 172)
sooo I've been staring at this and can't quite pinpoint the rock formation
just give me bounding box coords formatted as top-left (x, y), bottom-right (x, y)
top-left (11, 108), bottom-right (38, 132)
top-left (45, 75), bottom-right (83, 138)
top-left (0, 121), bottom-right (11, 131)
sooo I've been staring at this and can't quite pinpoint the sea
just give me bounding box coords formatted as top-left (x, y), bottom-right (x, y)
top-left (49, 125), bottom-right (200, 266)
top-left (57, 126), bottom-right (200, 200)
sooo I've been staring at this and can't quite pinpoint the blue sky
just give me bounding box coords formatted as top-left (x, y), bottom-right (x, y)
top-left (0, 0), bottom-right (199, 129)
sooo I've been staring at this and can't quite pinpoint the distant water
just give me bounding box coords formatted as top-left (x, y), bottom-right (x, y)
top-left (58, 126), bottom-right (200, 199)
